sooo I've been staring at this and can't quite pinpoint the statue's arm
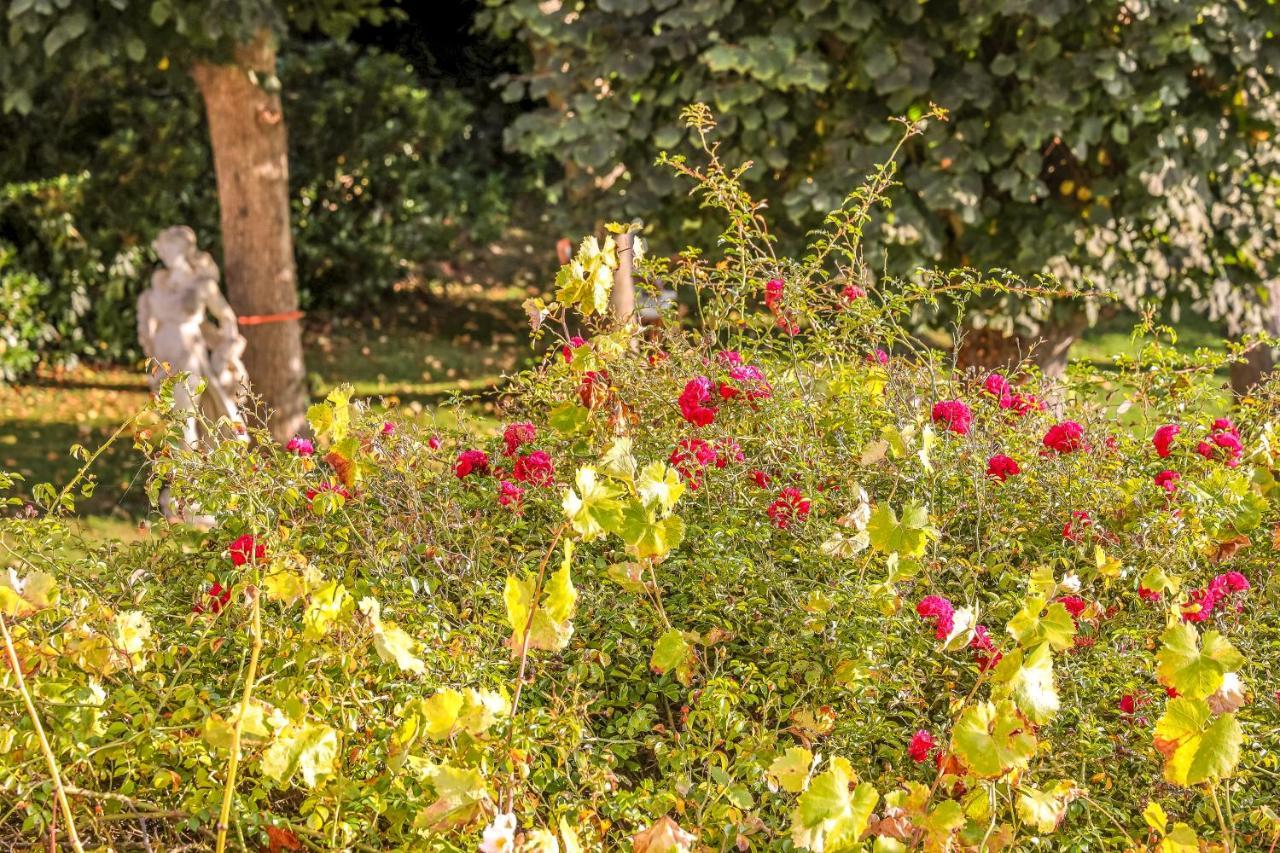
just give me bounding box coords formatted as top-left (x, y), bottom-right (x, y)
top-left (202, 281), bottom-right (239, 339)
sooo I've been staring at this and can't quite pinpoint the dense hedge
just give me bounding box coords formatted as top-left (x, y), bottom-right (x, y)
top-left (485, 0), bottom-right (1280, 351)
top-left (3, 113), bottom-right (1279, 851)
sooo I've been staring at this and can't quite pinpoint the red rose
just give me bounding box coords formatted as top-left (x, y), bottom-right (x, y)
top-left (228, 534), bottom-right (265, 567)
top-left (512, 451), bottom-right (554, 487)
top-left (678, 376), bottom-right (717, 427)
top-left (1152, 424), bottom-right (1179, 458)
top-left (915, 595), bottom-right (955, 640)
top-left (983, 373), bottom-right (1013, 408)
top-left (1043, 421), bottom-right (1085, 453)
top-left (908, 730), bottom-right (936, 763)
top-left (1154, 469), bottom-right (1180, 495)
top-left (986, 454), bottom-right (1020, 481)
top-left (455, 449), bottom-right (490, 479)
top-left (931, 400), bottom-right (973, 436)
top-left (502, 422), bottom-right (537, 456)
top-left (766, 487), bottom-right (810, 529)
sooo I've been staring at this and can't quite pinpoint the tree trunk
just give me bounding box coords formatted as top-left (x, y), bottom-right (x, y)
top-left (1228, 279), bottom-right (1280, 396)
top-left (1230, 346), bottom-right (1274, 396)
top-left (192, 31), bottom-right (307, 443)
top-left (955, 311), bottom-right (1088, 381)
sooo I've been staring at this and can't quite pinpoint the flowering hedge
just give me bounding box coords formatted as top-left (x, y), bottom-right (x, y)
top-left (4, 110), bottom-right (1280, 851)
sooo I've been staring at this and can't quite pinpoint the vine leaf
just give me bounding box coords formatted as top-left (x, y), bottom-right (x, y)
top-left (1153, 698), bottom-right (1242, 786)
top-left (1156, 622), bottom-right (1243, 700)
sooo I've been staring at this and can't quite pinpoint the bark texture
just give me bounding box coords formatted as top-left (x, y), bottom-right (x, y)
top-left (955, 313), bottom-right (1089, 381)
top-left (192, 31), bottom-right (307, 443)
top-left (1228, 280), bottom-right (1280, 396)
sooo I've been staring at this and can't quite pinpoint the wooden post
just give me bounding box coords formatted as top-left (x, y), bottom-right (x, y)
top-left (611, 231), bottom-right (635, 325)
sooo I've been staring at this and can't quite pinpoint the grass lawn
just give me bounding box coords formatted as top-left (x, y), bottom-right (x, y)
top-left (0, 291), bottom-right (1233, 530)
top-left (0, 281), bottom-right (539, 525)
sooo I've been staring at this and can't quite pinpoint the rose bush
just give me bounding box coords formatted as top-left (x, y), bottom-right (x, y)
top-left (4, 108), bottom-right (1280, 850)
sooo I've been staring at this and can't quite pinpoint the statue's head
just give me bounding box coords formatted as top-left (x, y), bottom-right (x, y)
top-left (189, 250), bottom-right (220, 283)
top-left (152, 226), bottom-right (198, 269)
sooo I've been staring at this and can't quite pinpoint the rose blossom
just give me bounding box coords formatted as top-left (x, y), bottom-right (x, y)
top-left (678, 376), bottom-right (717, 427)
top-left (502, 422), bottom-right (537, 456)
top-left (1152, 424), bottom-right (1180, 458)
top-left (286, 436), bottom-right (314, 456)
top-left (908, 730), bottom-right (936, 763)
top-left (1043, 421), bottom-right (1085, 453)
top-left (915, 595), bottom-right (955, 640)
top-left (228, 534), bottom-right (265, 567)
top-left (767, 487), bottom-right (811, 529)
top-left (455, 449), bottom-right (490, 479)
top-left (931, 400), bottom-right (972, 436)
top-left (986, 454), bottom-right (1020, 481)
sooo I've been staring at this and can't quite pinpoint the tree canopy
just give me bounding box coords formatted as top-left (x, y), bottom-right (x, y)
top-left (484, 0), bottom-right (1280, 341)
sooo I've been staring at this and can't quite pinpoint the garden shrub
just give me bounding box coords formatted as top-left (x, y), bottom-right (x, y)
top-left (3, 108), bottom-right (1280, 850)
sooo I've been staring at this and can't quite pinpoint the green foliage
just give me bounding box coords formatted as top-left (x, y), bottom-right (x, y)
top-left (0, 40), bottom-right (511, 369)
top-left (483, 0), bottom-right (1280, 336)
top-left (5, 109), bottom-right (1280, 852)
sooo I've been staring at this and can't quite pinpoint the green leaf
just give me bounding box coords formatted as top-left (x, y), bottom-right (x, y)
top-left (918, 799), bottom-right (965, 848)
top-left (1162, 823), bottom-right (1200, 852)
top-left (260, 722), bottom-right (339, 789)
top-left (940, 604), bottom-right (978, 652)
top-left (554, 235), bottom-right (616, 316)
top-left (505, 540), bottom-right (576, 655)
top-left (600, 437), bottom-right (638, 481)
top-left (1016, 780), bottom-right (1079, 833)
top-left (415, 764), bottom-right (491, 831)
top-left (202, 701), bottom-right (280, 751)
top-left (1143, 801), bottom-right (1169, 835)
top-left (548, 401), bottom-right (590, 435)
top-left (619, 498), bottom-right (685, 559)
top-left (1006, 596), bottom-right (1076, 651)
top-left (422, 689), bottom-right (465, 740)
top-left (562, 466), bottom-right (624, 540)
top-left (0, 569), bottom-right (58, 618)
top-left (790, 757), bottom-right (878, 851)
top-left (113, 610), bottom-right (152, 671)
top-left (637, 461), bottom-right (685, 514)
top-left (650, 628), bottom-right (696, 686)
top-left (1153, 698), bottom-right (1242, 786)
top-left (543, 542), bottom-right (577, 624)
top-left (767, 746), bottom-right (813, 793)
top-left (372, 618), bottom-right (425, 675)
top-left (1156, 622), bottom-right (1243, 700)
top-left (303, 581), bottom-right (353, 641)
top-left (867, 502), bottom-right (931, 557)
top-left (263, 559), bottom-right (319, 606)
top-left (307, 384), bottom-right (353, 442)
top-left (951, 699), bottom-right (1037, 778)
top-left (456, 689), bottom-right (509, 737)
top-left (994, 642), bottom-right (1061, 724)
top-left (42, 11), bottom-right (88, 57)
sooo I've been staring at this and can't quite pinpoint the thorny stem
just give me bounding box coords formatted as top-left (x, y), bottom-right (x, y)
top-left (52, 410), bottom-right (140, 516)
top-left (215, 573), bottom-right (263, 853)
top-left (1079, 794), bottom-right (1139, 848)
top-left (646, 560), bottom-right (671, 629)
top-left (0, 613), bottom-right (84, 852)
top-left (1210, 783), bottom-right (1234, 852)
top-left (502, 522), bottom-right (568, 812)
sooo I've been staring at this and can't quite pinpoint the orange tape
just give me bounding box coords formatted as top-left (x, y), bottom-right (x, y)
top-left (237, 310), bottom-right (304, 327)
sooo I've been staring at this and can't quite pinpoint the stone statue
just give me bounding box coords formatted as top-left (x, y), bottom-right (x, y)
top-left (137, 227), bottom-right (248, 518)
